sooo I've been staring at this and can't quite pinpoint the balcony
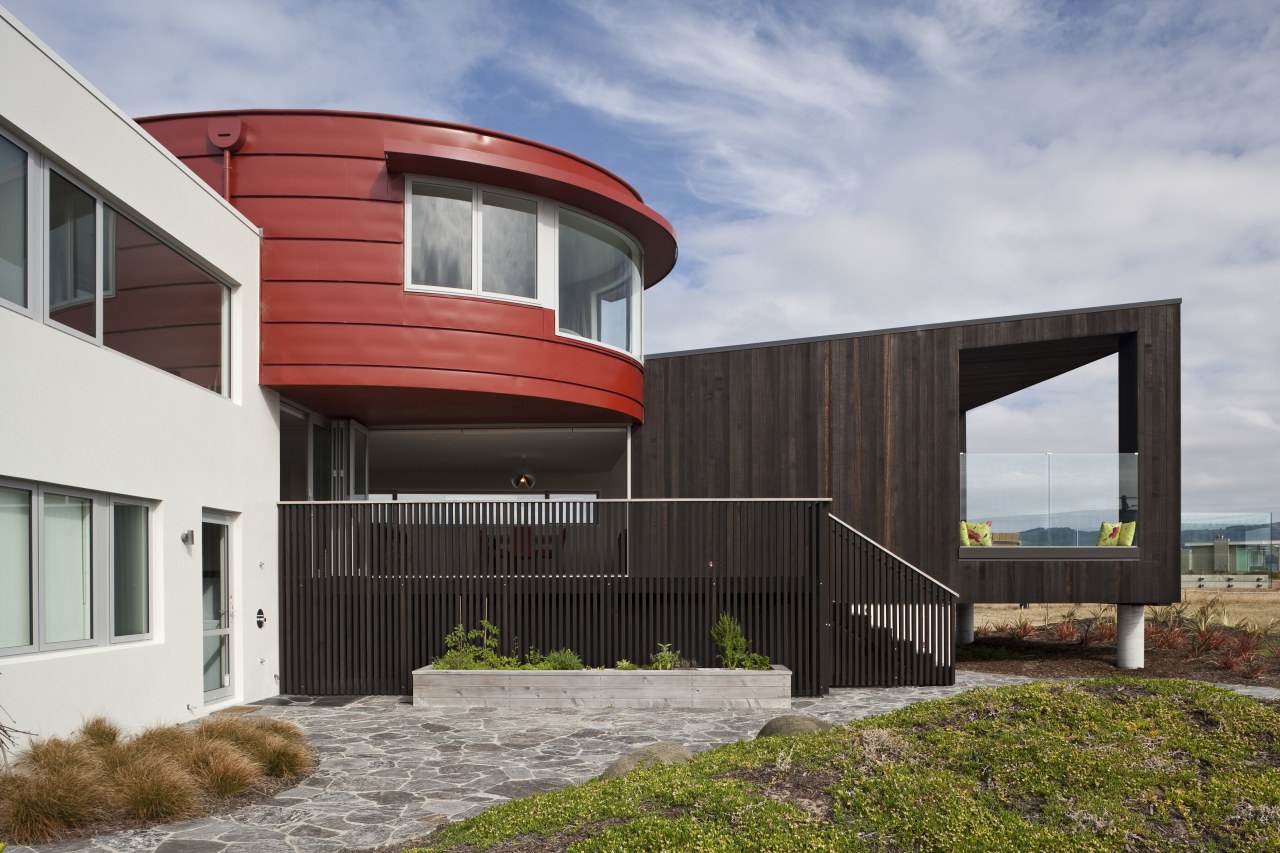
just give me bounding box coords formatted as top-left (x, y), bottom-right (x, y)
top-left (959, 453), bottom-right (1139, 560)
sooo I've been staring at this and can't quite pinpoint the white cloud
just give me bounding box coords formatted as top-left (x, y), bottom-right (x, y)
top-left (3, 0), bottom-right (505, 118)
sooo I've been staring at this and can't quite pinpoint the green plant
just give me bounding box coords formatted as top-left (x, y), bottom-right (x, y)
top-left (432, 620), bottom-right (519, 670)
top-left (614, 659), bottom-right (638, 670)
top-left (537, 648), bottom-right (585, 670)
top-left (710, 613), bottom-right (771, 670)
top-left (648, 643), bottom-right (682, 670)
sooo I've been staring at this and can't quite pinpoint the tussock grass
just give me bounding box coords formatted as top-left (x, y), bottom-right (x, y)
top-left (412, 678), bottom-right (1280, 853)
top-left (183, 738), bottom-right (262, 799)
top-left (0, 713), bottom-right (313, 845)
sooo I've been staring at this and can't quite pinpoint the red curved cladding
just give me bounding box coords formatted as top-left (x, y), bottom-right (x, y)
top-left (136, 110), bottom-right (677, 425)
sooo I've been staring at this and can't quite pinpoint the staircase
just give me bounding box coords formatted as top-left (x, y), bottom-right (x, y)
top-left (829, 515), bottom-right (957, 687)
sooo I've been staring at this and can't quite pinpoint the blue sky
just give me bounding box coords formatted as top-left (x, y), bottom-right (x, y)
top-left (6, 0), bottom-right (1278, 521)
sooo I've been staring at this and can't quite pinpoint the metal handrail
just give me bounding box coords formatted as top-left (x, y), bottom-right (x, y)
top-left (829, 514), bottom-right (958, 598)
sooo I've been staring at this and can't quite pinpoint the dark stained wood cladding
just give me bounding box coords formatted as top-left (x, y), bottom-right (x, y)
top-left (635, 302), bottom-right (1182, 605)
top-left (278, 500), bottom-right (830, 696)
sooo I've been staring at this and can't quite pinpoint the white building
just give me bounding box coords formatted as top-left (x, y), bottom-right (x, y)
top-left (0, 9), bottom-right (280, 738)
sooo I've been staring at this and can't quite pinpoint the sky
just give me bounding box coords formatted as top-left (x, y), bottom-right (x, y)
top-left (5, 0), bottom-right (1277, 523)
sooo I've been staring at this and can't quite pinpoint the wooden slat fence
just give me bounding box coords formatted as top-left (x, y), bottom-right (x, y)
top-left (829, 515), bottom-right (957, 686)
top-left (279, 499), bottom-right (831, 696)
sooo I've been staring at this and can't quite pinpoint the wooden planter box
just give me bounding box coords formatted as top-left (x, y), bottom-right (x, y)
top-left (411, 665), bottom-right (792, 710)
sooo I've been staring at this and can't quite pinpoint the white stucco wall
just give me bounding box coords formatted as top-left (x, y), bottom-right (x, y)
top-left (0, 10), bottom-right (279, 739)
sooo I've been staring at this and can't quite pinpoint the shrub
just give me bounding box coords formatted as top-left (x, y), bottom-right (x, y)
top-left (76, 717), bottom-right (120, 750)
top-left (710, 613), bottom-right (771, 670)
top-left (648, 643), bottom-right (683, 670)
top-left (615, 659), bottom-right (638, 670)
top-left (107, 752), bottom-right (198, 822)
top-left (0, 752), bottom-right (107, 843)
top-left (194, 717), bottom-right (314, 778)
top-left (537, 648), bottom-right (585, 670)
top-left (1050, 621), bottom-right (1080, 642)
top-left (1093, 620), bottom-right (1118, 644)
top-left (184, 738), bottom-right (262, 798)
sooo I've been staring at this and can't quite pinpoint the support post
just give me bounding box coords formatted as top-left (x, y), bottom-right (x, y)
top-left (1116, 604), bottom-right (1145, 669)
top-left (957, 603), bottom-right (975, 645)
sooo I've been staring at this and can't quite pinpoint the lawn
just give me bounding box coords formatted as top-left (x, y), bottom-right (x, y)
top-left (410, 678), bottom-right (1280, 852)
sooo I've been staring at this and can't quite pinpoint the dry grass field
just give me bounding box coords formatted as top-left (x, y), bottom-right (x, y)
top-left (973, 583), bottom-right (1280, 631)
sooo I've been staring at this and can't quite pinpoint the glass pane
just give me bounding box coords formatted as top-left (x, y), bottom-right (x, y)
top-left (103, 209), bottom-right (229, 394)
top-left (0, 486), bottom-right (32, 649)
top-left (112, 504), bottom-right (149, 637)
top-left (203, 634), bottom-right (230, 693)
top-left (558, 209), bottom-right (640, 354)
top-left (410, 183), bottom-right (471, 289)
top-left (43, 493), bottom-right (93, 644)
top-left (279, 408), bottom-right (310, 500)
top-left (48, 172), bottom-right (97, 337)
top-left (312, 424), bottom-right (332, 500)
top-left (481, 192), bottom-right (536, 298)
top-left (201, 521), bottom-right (228, 630)
top-left (353, 429), bottom-right (369, 499)
top-left (0, 137), bottom-right (26, 308)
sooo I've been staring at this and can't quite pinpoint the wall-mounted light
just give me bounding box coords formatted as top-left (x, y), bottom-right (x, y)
top-left (181, 529), bottom-right (196, 546)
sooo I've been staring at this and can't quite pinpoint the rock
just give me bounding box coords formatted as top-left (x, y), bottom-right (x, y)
top-left (598, 741), bottom-right (693, 778)
top-left (756, 715), bottom-right (834, 738)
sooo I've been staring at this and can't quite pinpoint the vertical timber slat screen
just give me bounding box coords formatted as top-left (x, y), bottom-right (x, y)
top-left (279, 500), bottom-right (831, 696)
top-left (829, 515), bottom-right (957, 687)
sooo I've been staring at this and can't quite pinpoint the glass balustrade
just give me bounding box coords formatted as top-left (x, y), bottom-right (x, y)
top-left (960, 453), bottom-right (1138, 548)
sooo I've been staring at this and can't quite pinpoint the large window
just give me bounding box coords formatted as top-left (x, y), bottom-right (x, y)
top-left (0, 129), bottom-right (231, 395)
top-left (103, 209), bottom-right (230, 394)
top-left (406, 179), bottom-right (641, 357)
top-left (0, 479), bottom-right (152, 657)
top-left (558, 209), bottom-right (641, 354)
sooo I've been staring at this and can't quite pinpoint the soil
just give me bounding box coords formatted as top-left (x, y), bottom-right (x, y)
top-left (957, 622), bottom-right (1280, 689)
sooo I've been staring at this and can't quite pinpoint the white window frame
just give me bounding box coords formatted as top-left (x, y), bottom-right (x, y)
top-left (402, 177), bottom-right (644, 361)
top-left (405, 178), bottom-right (544, 305)
top-left (0, 476), bottom-right (155, 658)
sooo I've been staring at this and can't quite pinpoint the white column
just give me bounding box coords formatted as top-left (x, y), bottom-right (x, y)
top-left (957, 603), bottom-right (975, 645)
top-left (1116, 604), bottom-right (1145, 669)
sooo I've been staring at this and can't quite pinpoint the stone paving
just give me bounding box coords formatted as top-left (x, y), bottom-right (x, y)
top-left (15, 674), bottom-right (1280, 853)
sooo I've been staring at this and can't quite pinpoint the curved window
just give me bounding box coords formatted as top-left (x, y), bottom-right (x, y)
top-left (558, 210), bottom-right (640, 355)
top-left (406, 179), bottom-right (642, 358)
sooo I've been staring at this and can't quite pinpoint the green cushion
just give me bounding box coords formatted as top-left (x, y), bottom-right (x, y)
top-left (961, 521), bottom-right (992, 547)
top-left (1097, 522), bottom-right (1122, 546)
top-left (1118, 521), bottom-right (1136, 547)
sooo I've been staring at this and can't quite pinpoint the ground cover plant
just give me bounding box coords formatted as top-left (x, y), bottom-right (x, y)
top-left (964, 592), bottom-right (1280, 687)
top-left (0, 713), bottom-right (315, 845)
top-left (408, 678), bottom-right (1280, 852)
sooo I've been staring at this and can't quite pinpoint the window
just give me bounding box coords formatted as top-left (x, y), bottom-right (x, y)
top-left (405, 179), bottom-right (641, 357)
top-left (46, 171), bottom-right (98, 338)
top-left (0, 129), bottom-right (231, 395)
top-left (0, 135), bottom-right (26, 309)
top-left (103, 208), bottom-right (230, 394)
top-left (0, 478), bottom-right (153, 657)
top-left (112, 503), bottom-right (149, 638)
top-left (0, 485), bottom-right (33, 651)
top-left (558, 209), bottom-right (641, 354)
